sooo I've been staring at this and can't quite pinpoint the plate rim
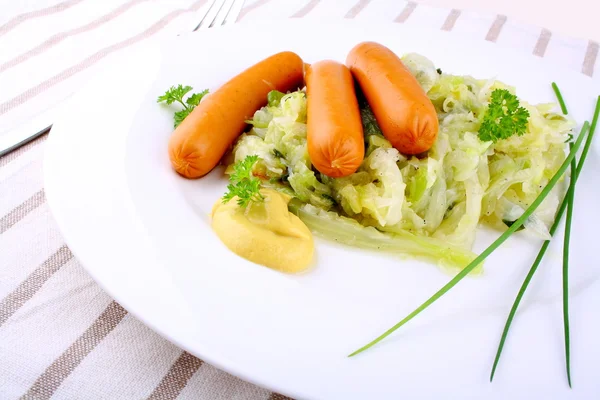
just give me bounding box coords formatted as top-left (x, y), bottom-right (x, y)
top-left (44, 19), bottom-right (600, 399)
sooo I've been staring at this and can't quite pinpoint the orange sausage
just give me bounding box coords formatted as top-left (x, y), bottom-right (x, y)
top-left (306, 60), bottom-right (364, 178)
top-left (169, 51), bottom-right (304, 178)
top-left (346, 42), bottom-right (439, 155)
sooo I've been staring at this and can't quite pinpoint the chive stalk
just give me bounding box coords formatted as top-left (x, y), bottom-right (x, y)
top-left (563, 142), bottom-right (576, 387)
top-left (552, 82), bottom-right (569, 115)
top-left (348, 124), bottom-right (590, 357)
top-left (490, 94), bottom-right (600, 382)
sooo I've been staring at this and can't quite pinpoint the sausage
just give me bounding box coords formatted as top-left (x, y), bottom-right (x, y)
top-left (346, 42), bottom-right (439, 155)
top-left (305, 60), bottom-right (365, 178)
top-left (168, 51), bottom-right (304, 178)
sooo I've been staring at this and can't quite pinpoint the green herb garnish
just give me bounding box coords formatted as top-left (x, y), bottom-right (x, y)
top-left (222, 155), bottom-right (264, 208)
top-left (267, 90), bottom-right (285, 107)
top-left (157, 85), bottom-right (209, 128)
top-left (478, 89), bottom-right (530, 143)
top-left (552, 82), bottom-right (568, 115)
top-left (557, 83), bottom-right (575, 388)
top-left (321, 193), bottom-right (338, 206)
top-left (489, 123), bottom-right (592, 382)
top-left (348, 122), bottom-right (590, 357)
top-left (360, 103), bottom-right (382, 136)
top-left (563, 141), bottom-right (576, 387)
top-left (490, 93), bottom-right (600, 384)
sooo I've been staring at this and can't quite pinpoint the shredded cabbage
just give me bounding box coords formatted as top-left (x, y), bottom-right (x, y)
top-left (289, 200), bottom-right (479, 272)
top-left (230, 54), bottom-right (573, 270)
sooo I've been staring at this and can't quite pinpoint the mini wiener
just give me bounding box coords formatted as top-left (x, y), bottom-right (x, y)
top-left (168, 51), bottom-right (304, 178)
top-left (346, 42), bottom-right (439, 155)
top-left (306, 60), bottom-right (364, 178)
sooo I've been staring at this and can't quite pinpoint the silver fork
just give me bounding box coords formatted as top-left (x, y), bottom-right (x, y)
top-left (193, 0), bottom-right (246, 31)
top-left (0, 0), bottom-right (247, 158)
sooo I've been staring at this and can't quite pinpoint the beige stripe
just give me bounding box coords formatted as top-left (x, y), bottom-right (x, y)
top-left (0, 0), bottom-right (85, 38)
top-left (582, 41), bottom-right (599, 77)
top-left (485, 14), bottom-right (507, 42)
top-left (0, 189), bottom-right (46, 234)
top-left (394, 1), bottom-right (416, 23)
top-left (147, 352), bottom-right (203, 400)
top-left (344, 0), bottom-right (372, 19)
top-left (237, 0), bottom-right (273, 21)
top-left (0, 133), bottom-right (48, 168)
top-left (0, 0), bottom-right (148, 74)
top-left (20, 301), bottom-right (127, 400)
top-left (533, 28), bottom-right (552, 57)
top-left (268, 394), bottom-right (294, 400)
top-left (441, 9), bottom-right (461, 31)
top-left (291, 0), bottom-right (321, 18)
top-left (0, 245), bottom-right (73, 327)
top-left (0, 0), bottom-right (208, 117)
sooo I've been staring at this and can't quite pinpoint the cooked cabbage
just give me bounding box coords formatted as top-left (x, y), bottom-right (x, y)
top-left (229, 55), bottom-right (573, 270)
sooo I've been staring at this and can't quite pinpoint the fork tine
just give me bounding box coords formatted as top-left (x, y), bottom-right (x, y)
top-left (186, 0), bottom-right (215, 32)
top-left (209, 0), bottom-right (236, 28)
top-left (222, 0), bottom-right (246, 25)
top-left (193, 0), bottom-right (227, 31)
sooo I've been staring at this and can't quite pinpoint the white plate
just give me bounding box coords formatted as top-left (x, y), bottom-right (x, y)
top-left (44, 20), bottom-right (600, 399)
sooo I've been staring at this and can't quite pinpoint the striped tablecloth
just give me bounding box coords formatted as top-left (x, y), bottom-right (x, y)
top-left (0, 1), bottom-right (598, 399)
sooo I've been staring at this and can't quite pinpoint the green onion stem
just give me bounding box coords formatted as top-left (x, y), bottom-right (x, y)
top-left (577, 96), bottom-right (600, 178)
top-left (552, 82), bottom-right (569, 115)
top-left (562, 143), bottom-right (576, 387)
top-left (348, 123), bottom-right (590, 358)
top-left (490, 95), bottom-right (600, 382)
top-left (560, 95), bottom-right (600, 388)
top-left (490, 123), bottom-right (595, 381)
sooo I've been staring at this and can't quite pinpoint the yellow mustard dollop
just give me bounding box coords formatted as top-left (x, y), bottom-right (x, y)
top-left (211, 188), bottom-right (314, 273)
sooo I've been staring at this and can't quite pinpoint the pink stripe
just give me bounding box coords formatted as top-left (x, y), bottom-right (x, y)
top-left (0, 0), bottom-right (85, 38)
top-left (485, 15), bottom-right (507, 42)
top-left (291, 0), bottom-right (321, 18)
top-left (0, 0), bottom-right (148, 74)
top-left (0, 0), bottom-right (208, 117)
top-left (533, 28), bottom-right (552, 57)
top-left (0, 133), bottom-right (48, 168)
top-left (394, 2), bottom-right (417, 23)
top-left (268, 394), bottom-right (293, 400)
top-left (237, 0), bottom-right (274, 21)
top-left (0, 244), bottom-right (71, 327)
top-left (582, 41), bottom-right (598, 77)
top-left (344, 0), bottom-right (372, 19)
top-left (441, 9), bottom-right (461, 31)
top-left (0, 190), bottom-right (46, 235)
top-left (20, 301), bottom-right (128, 399)
top-left (147, 352), bottom-right (203, 400)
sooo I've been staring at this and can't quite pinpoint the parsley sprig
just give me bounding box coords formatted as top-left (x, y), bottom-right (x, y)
top-left (222, 155), bottom-right (264, 208)
top-left (478, 89), bottom-right (530, 142)
top-left (157, 85), bottom-right (209, 128)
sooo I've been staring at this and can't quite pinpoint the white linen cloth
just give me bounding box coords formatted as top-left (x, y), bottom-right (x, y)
top-left (0, 1), bottom-right (598, 399)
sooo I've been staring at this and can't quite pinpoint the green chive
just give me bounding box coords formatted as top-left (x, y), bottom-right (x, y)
top-left (552, 82), bottom-right (569, 115)
top-left (563, 142), bottom-right (576, 387)
top-left (490, 95), bottom-right (600, 382)
top-left (577, 96), bottom-right (600, 178)
top-left (348, 124), bottom-right (590, 358)
top-left (561, 95), bottom-right (600, 388)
